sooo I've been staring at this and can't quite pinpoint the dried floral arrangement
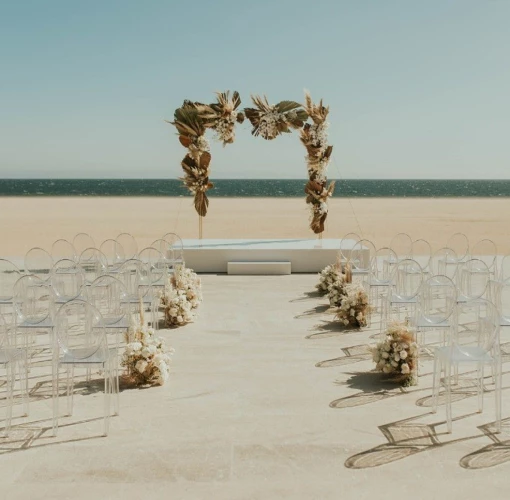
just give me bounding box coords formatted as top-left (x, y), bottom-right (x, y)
top-left (371, 321), bottom-right (418, 386)
top-left (168, 90), bottom-right (335, 237)
top-left (327, 262), bottom-right (353, 307)
top-left (121, 315), bottom-right (174, 386)
top-left (300, 92), bottom-right (335, 234)
top-left (316, 261), bottom-right (344, 296)
top-left (161, 265), bottom-right (202, 327)
top-left (244, 95), bottom-right (308, 140)
top-left (168, 91), bottom-right (244, 217)
top-left (336, 282), bottom-right (370, 328)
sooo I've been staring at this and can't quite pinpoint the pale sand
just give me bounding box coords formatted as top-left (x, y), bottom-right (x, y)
top-left (1, 274), bottom-right (509, 498)
top-left (0, 196), bottom-right (509, 256)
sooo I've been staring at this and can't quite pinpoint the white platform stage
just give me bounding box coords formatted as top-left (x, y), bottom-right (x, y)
top-left (182, 238), bottom-right (357, 274)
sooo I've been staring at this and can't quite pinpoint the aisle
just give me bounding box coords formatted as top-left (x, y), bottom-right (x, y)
top-left (1, 274), bottom-right (509, 499)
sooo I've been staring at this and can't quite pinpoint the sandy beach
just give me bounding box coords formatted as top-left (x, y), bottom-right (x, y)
top-left (0, 196), bottom-right (509, 257)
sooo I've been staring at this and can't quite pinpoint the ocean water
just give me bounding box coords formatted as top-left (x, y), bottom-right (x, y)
top-left (0, 179), bottom-right (509, 197)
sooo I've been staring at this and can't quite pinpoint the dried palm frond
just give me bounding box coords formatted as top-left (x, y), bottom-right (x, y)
top-left (244, 95), bottom-right (308, 140)
top-left (300, 92), bottom-right (335, 234)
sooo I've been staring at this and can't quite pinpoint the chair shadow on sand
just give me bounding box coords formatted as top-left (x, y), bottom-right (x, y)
top-left (315, 345), bottom-right (372, 368)
top-left (305, 321), bottom-right (363, 340)
top-left (459, 419), bottom-right (510, 469)
top-left (345, 412), bottom-right (484, 469)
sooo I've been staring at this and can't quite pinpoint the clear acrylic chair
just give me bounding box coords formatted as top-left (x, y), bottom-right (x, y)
top-left (446, 233), bottom-right (470, 263)
top-left (489, 255), bottom-right (510, 308)
top-left (497, 278), bottom-right (510, 327)
top-left (79, 247), bottom-right (108, 284)
top-left (50, 259), bottom-right (87, 304)
top-left (472, 239), bottom-right (498, 279)
top-left (0, 259), bottom-right (23, 321)
top-left (89, 275), bottom-right (130, 347)
top-left (52, 299), bottom-right (118, 436)
top-left (99, 239), bottom-right (125, 272)
top-left (413, 275), bottom-right (457, 352)
top-left (162, 232), bottom-right (184, 266)
top-left (24, 247), bottom-right (53, 282)
top-left (456, 258), bottom-right (490, 304)
top-left (432, 298), bottom-right (502, 433)
top-left (388, 232), bottom-right (413, 265)
top-left (117, 259), bottom-right (156, 327)
top-left (411, 239), bottom-right (432, 274)
top-left (349, 239), bottom-right (376, 281)
top-left (51, 239), bottom-right (77, 263)
top-left (138, 247), bottom-right (168, 294)
top-left (1, 312), bottom-right (27, 436)
top-left (151, 239), bottom-right (176, 272)
top-left (73, 233), bottom-right (96, 256)
top-left (366, 247), bottom-right (397, 314)
top-left (431, 247), bottom-right (459, 282)
top-left (117, 233), bottom-right (138, 260)
top-left (339, 232), bottom-right (361, 266)
top-left (12, 274), bottom-right (55, 371)
top-left (383, 259), bottom-right (424, 332)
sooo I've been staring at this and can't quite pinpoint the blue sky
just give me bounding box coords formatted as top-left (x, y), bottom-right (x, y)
top-left (0, 0), bottom-right (509, 179)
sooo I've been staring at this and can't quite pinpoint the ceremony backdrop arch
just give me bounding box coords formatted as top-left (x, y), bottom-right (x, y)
top-left (167, 91), bottom-right (335, 239)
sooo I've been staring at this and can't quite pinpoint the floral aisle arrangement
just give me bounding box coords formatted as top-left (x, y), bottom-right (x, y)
top-left (300, 92), bottom-right (335, 234)
top-left (336, 282), bottom-right (370, 328)
top-left (161, 265), bottom-right (202, 327)
top-left (327, 276), bottom-right (347, 307)
top-left (121, 318), bottom-right (174, 386)
top-left (371, 321), bottom-right (418, 386)
top-left (168, 91), bottom-right (244, 217)
top-left (316, 262), bottom-right (344, 296)
top-left (327, 262), bottom-right (353, 307)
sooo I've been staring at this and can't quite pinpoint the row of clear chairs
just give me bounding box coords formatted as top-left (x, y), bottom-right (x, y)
top-left (338, 235), bottom-right (506, 434)
top-left (340, 232), bottom-right (501, 278)
top-left (1, 298), bottom-right (119, 437)
top-left (25, 232), bottom-right (184, 279)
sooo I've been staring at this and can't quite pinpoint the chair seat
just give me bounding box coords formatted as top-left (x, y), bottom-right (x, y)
top-left (104, 316), bottom-right (130, 329)
top-left (17, 317), bottom-right (54, 328)
top-left (61, 347), bottom-right (110, 365)
top-left (415, 316), bottom-right (451, 329)
top-left (435, 345), bottom-right (494, 363)
top-left (388, 294), bottom-right (417, 304)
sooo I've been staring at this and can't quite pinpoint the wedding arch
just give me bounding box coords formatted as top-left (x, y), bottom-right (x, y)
top-left (166, 91), bottom-right (335, 238)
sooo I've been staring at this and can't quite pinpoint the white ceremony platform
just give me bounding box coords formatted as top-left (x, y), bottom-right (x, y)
top-left (182, 238), bottom-right (359, 274)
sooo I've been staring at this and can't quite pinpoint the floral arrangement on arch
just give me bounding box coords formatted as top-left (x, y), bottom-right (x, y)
top-left (336, 282), bottom-right (370, 328)
top-left (121, 317), bottom-right (174, 386)
top-left (300, 92), bottom-right (335, 234)
top-left (168, 91), bottom-right (244, 217)
top-left (371, 321), bottom-right (418, 386)
top-left (168, 90), bottom-right (335, 236)
top-left (161, 265), bottom-right (202, 327)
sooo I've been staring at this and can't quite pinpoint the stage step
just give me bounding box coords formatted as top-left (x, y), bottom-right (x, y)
top-left (227, 261), bottom-right (291, 275)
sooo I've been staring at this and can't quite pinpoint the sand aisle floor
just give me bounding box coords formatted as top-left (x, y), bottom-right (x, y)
top-left (1, 274), bottom-right (510, 499)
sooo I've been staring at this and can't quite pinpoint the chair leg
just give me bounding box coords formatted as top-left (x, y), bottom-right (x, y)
top-left (52, 363), bottom-right (60, 437)
top-left (446, 361), bottom-right (453, 433)
top-left (103, 369), bottom-right (110, 437)
top-left (495, 360), bottom-right (502, 433)
top-left (66, 365), bottom-right (75, 416)
top-left (432, 356), bottom-right (440, 413)
top-left (2, 363), bottom-right (14, 437)
top-left (477, 362), bottom-right (484, 413)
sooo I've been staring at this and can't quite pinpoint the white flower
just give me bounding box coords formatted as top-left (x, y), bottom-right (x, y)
top-left (401, 363), bottom-right (410, 375)
top-left (381, 352), bottom-right (389, 359)
top-left (400, 350), bottom-right (408, 360)
top-left (135, 359), bottom-right (148, 373)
